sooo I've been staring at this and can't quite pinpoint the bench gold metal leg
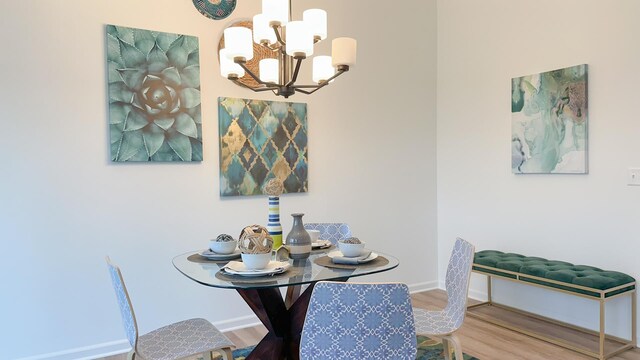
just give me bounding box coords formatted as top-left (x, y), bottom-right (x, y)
top-left (633, 290), bottom-right (637, 347)
top-left (599, 298), bottom-right (605, 360)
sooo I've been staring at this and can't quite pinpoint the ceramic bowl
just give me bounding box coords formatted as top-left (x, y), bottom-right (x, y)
top-left (241, 252), bottom-right (272, 270)
top-left (209, 239), bottom-right (237, 254)
top-left (307, 229), bottom-right (321, 242)
top-left (337, 241), bottom-right (366, 257)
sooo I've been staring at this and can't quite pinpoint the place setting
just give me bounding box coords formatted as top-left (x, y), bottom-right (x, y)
top-left (215, 225), bottom-right (295, 281)
top-left (187, 234), bottom-right (242, 264)
top-left (314, 237), bottom-right (389, 269)
top-left (309, 229), bottom-right (333, 251)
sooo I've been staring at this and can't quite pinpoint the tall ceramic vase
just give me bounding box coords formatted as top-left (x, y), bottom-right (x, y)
top-left (267, 196), bottom-right (283, 249)
top-left (286, 213), bottom-right (311, 259)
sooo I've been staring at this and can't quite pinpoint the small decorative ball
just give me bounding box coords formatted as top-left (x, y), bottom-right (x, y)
top-left (239, 225), bottom-right (273, 254)
top-left (215, 234), bottom-right (235, 242)
top-left (341, 237), bottom-right (362, 244)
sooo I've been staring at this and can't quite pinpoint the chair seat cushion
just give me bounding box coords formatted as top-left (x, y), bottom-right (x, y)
top-left (473, 250), bottom-right (635, 297)
top-left (137, 318), bottom-right (234, 360)
top-left (413, 308), bottom-right (459, 335)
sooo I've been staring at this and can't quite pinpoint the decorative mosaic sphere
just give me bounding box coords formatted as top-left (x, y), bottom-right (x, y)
top-left (340, 237), bottom-right (362, 244)
top-left (239, 225), bottom-right (273, 254)
top-left (214, 233), bottom-right (234, 242)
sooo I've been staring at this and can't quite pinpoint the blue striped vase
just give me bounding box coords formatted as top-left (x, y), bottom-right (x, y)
top-left (267, 196), bottom-right (283, 249)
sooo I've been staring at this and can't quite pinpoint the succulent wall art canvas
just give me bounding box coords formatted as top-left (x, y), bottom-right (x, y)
top-left (107, 25), bottom-right (202, 162)
top-left (218, 97), bottom-right (308, 196)
top-left (511, 64), bottom-right (588, 173)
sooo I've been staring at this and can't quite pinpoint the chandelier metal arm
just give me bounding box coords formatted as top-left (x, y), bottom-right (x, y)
top-left (294, 88), bottom-right (313, 95)
top-left (231, 79), bottom-right (278, 92)
top-left (236, 61), bottom-right (276, 87)
top-left (271, 25), bottom-right (286, 47)
top-left (290, 66), bottom-right (349, 90)
top-left (263, 42), bottom-right (281, 51)
top-left (294, 82), bottom-right (328, 95)
top-left (285, 58), bottom-right (304, 87)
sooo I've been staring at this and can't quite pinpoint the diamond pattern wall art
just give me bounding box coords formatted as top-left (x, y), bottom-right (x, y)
top-left (107, 25), bottom-right (202, 162)
top-left (218, 97), bottom-right (308, 196)
top-left (511, 64), bottom-right (588, 173)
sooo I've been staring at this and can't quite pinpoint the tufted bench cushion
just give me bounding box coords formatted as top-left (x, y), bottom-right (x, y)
top-left (473, 250), bottom-right (635, 298)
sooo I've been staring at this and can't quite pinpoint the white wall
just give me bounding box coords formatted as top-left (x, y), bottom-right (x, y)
top-left (437, 0), bottom-right (640, 339)
top-left (0, 0), bottom-right (437, 359)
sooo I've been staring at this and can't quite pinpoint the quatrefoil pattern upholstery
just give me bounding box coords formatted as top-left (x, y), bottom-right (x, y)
top-left (304, 223), bottom-right (352, 244)
top-left (137, 318), bottom-right (234, 360)
top-left (473, 250), bottom-right (636, 297)
top-left (107, 258), bottom-right (138, 347)
top-left (106, 257), bottom-right (234, 360)
top-left (414, 238), bottom-right (475, 335)
top-left (300, 281), bottom-right (417, 360)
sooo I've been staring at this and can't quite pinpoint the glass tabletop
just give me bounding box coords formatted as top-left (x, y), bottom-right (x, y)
top-left (172, 248), bottom-right (399, 290)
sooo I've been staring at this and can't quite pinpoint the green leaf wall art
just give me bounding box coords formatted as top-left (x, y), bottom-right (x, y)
top-left (218, 97), bottom-right (308, 196)
top-left (511, 64), bottom-right (588, 173)
top-left (107, 25), bottom-right (202, 162)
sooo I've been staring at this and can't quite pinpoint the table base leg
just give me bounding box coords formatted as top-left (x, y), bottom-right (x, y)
top-left (236, 285), bottom-right (315, 360)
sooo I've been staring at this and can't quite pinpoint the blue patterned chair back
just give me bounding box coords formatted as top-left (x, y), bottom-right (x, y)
top-left (443, 238), bottom-right (475, 330)
top-left (106, 257), bottom-right (138, 348)
top-left (304, 223), bottom-right (352, 245)
top-left (300, 281), bottom-right (417, 360)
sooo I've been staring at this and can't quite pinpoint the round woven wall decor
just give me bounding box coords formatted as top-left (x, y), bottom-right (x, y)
top-left (192, 0), bottom-right (237, 20)
top-left (218, 20), bottom-right (278, 89)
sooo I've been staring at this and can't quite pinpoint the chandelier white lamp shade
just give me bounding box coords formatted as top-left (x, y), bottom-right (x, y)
top-left (303, 9), bottom-right (327, 41)
top-left (259, 58), bottom-right (279, 83)
top-left (285, 21), bottom-right (314, 58)
top-left (219, 49), bottom-right (245, 78)
top-left (220, 0), bottom-right (357, 98)
top-left (312, 56), bottom-right (334, 84)
top-left (332, 37), bottom-right (357, 67)
top-left (262, 0), bottom-right (289, 26)
top-left (253, 14), bottom-right (276, 45)
top-left (223, 27), bottom-right (253, 62)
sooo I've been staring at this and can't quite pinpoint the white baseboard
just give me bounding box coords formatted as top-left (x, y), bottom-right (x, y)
top-left (468, 287), bottom-right (488, 301)
top-left (408, 280), bottom-right (440, 294)
top-left (14, 340), bottom-right (130, 360)
top-left (213, 314), bottom-right (261, 333)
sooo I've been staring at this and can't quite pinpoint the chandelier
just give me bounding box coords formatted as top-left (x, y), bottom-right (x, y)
top-left (219, 0), bottom-right (357, 98)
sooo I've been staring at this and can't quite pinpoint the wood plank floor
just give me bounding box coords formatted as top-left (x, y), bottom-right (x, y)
top-left (102, 289), bottom-right (640, 360)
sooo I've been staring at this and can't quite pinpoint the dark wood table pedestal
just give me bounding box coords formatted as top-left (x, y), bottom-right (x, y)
top-left (236, 285), bottom-right (310, 360)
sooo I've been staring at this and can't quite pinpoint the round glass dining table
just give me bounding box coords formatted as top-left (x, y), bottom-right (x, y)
top-left (173, 248), bottom-right (399, 360)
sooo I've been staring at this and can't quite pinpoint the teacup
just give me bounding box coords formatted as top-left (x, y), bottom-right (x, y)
top-left (337, 241), bottom-right (366, 257)
top-left (209, 239), bottom-right (237, 254)
top-left (307, 229), bottom-right (321, 242)
top-left (241, 252), bottom-right (272, 270)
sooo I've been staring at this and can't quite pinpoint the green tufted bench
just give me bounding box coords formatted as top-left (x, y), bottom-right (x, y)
top-left (468, 250), bottom-right (637, 360)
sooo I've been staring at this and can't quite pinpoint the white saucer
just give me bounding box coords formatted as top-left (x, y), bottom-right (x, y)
top-left (200, 249), bottom-right (241, 261)
top-left (312, 240), bottom-right (332, 249)
top-left (327, 250), bottom-right (378, 264)
top-left (222, 260), bottom-right (291, 277)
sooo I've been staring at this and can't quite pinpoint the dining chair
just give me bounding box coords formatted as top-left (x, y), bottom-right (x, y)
top-left (304, 223), bottom-right (352, 245)
top-left (413, 237), bottom-right (475, 360)
top-left (300, 281), bottom-right (417, 360)
top-left (106, 257), bottom-right (234, 360)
